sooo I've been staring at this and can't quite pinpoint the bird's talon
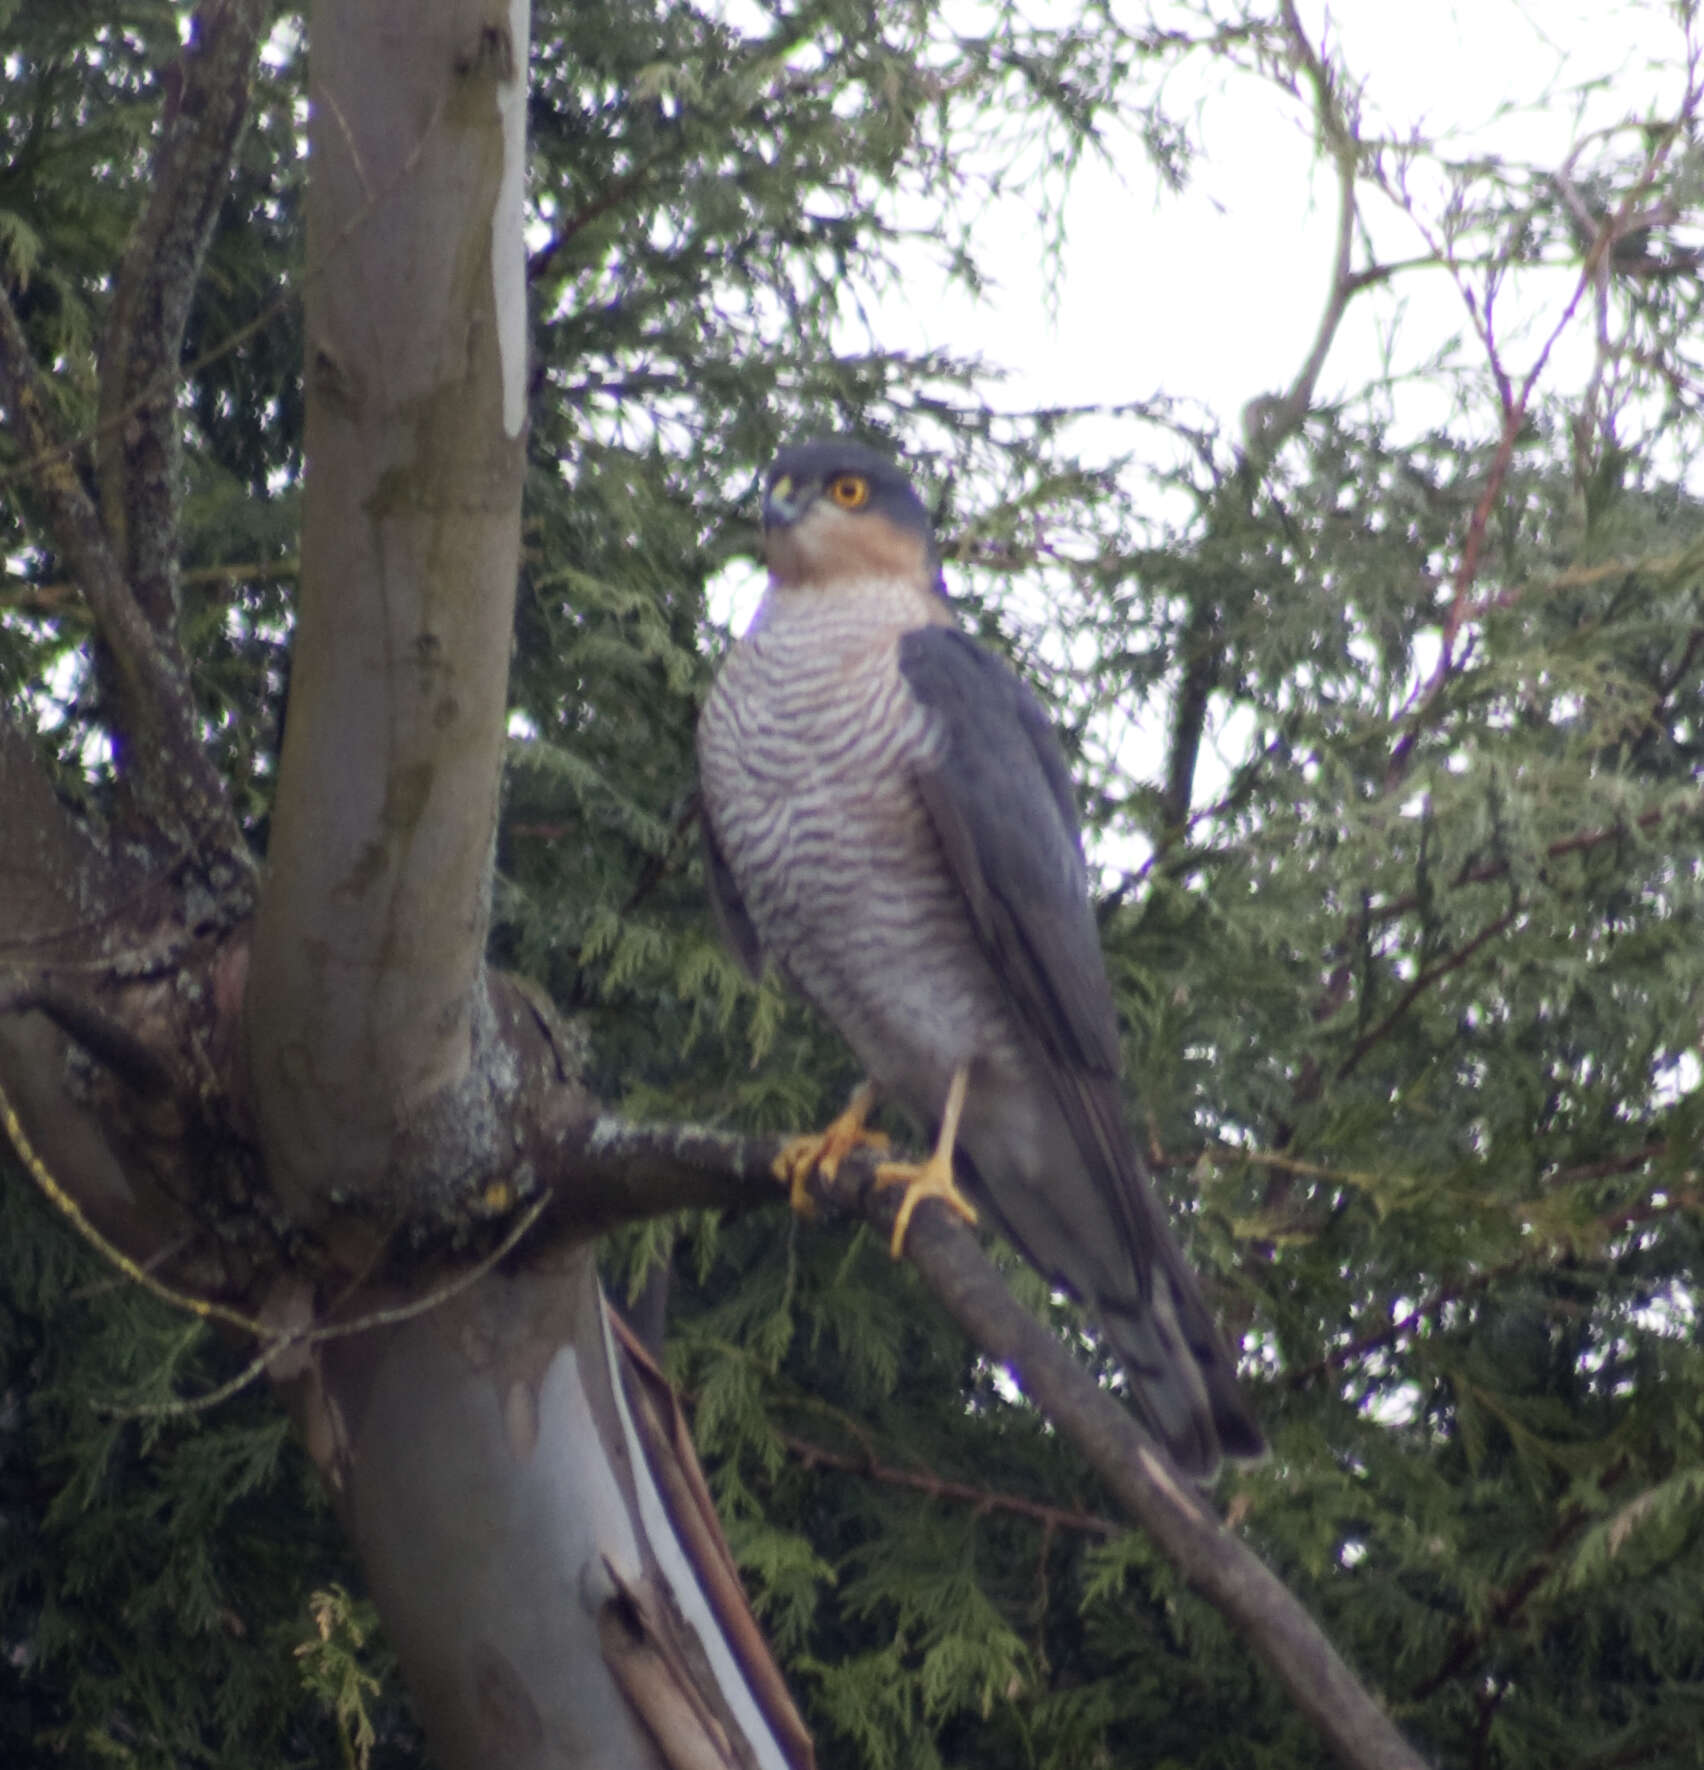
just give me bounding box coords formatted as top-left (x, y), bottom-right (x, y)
top-left (772, 1085), bottom-right (887, 1216)
top-left (770, 1140), bottom-right (819, 1215)
top-left (873, 1150), bottom-right (977, 1258)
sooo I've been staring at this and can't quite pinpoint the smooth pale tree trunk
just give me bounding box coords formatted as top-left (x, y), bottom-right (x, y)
top-left (248, 0), bottom-right (533, 1217)
top-left (239, 5), bottom-right (808, 1764)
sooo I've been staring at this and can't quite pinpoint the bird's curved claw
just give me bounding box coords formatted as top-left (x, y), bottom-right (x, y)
top-left (873, 1147), bottom-right (977, 1257)
top-left (870, 1063), bottom-right (976, 1256)
top-left (772, 1082), bottom-right (888, 1216)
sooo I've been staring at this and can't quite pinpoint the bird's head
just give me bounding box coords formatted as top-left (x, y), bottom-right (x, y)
top-left (760, 439), bottom-right (943, 595)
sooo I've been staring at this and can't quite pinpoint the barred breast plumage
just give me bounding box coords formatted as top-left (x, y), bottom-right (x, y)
top-left (698, 578), bottom-right (1023, 1123)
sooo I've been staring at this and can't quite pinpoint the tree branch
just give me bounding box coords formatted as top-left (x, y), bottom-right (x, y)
top-left (1411, 1459), bottom-right (1630, 1702)
top-left (0, 294), bottom-right (247, 867)
top-left (883, 1169), bottom-right (1424, 1770)
top-left (1238, 0), bottom-right (1361, 464)
top-left (535, 1112), bottom-right (784, 1233)
top-left (532, 1120), bottom-right (1425, 1770)
top-left (776, 1429), bottom-right (1122, 1541)
top-left (97, 0), bottom-right (268, 633)
top-left (1162, 2), bottom-right (1366, 844)
top-left (1334, 901), bottom-right (1520, 1082)
top-left (0, 978), bottom-right (183, 1099)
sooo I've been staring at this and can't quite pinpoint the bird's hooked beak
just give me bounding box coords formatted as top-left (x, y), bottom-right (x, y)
top-left (763, 471), bottom-right (817, 531)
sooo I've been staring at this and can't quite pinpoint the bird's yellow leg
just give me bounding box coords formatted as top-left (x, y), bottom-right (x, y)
top-left (773, 1081), bottom-right (890, 1216)
top-left (873, 1065), bottom-right (978, 1257)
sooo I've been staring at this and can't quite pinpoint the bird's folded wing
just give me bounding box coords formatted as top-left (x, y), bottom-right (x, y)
top-left (897, 625), bottom-right (1122, 1081)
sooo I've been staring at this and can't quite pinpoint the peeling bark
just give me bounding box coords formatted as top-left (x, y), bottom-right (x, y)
top-left (280, 1250), bottom-right (804, 1770)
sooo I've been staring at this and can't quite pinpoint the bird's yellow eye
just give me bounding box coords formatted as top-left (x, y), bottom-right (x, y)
top-left (827, 473), bottom-right (871, 510)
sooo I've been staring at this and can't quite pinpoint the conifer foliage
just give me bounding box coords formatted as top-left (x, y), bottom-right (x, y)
top-left (2, 2), bottom-right (1703, 1767)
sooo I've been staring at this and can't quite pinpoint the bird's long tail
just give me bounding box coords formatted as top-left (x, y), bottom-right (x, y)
top-left (1094, 1243), bottom-right (1265, 1482)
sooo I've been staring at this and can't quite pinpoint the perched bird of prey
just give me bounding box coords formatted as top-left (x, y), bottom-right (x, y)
top-left (697, 439), bottom-right (1263, 1478)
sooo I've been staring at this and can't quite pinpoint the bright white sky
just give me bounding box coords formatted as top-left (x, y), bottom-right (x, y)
top-left (715, 0), bottom-right (1693, 634)
top-left (913, 0), bottom-right (1680, 433)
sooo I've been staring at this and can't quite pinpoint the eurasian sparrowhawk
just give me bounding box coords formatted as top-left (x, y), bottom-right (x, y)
top-left (697, 439), bottom-right (1263, 1478)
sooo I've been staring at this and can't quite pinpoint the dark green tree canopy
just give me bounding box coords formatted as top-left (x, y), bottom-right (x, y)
top-left (3, 2), bottom-right (1704, 1767)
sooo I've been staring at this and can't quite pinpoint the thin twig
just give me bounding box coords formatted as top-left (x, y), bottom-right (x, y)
top-left (1285, 1177), bottom-right (1694, 1389)
top-left (1360, 796), bottom-right (1700, 927)
top-left (1382, 95), bottom-right (1701, 794)
top-left (1334, 903), bottom-right (1521, 1082)
top-left (100, 1193), bottom-right (551, 1419)
top-left (776, 1429), bottom-right (1120, 1539)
